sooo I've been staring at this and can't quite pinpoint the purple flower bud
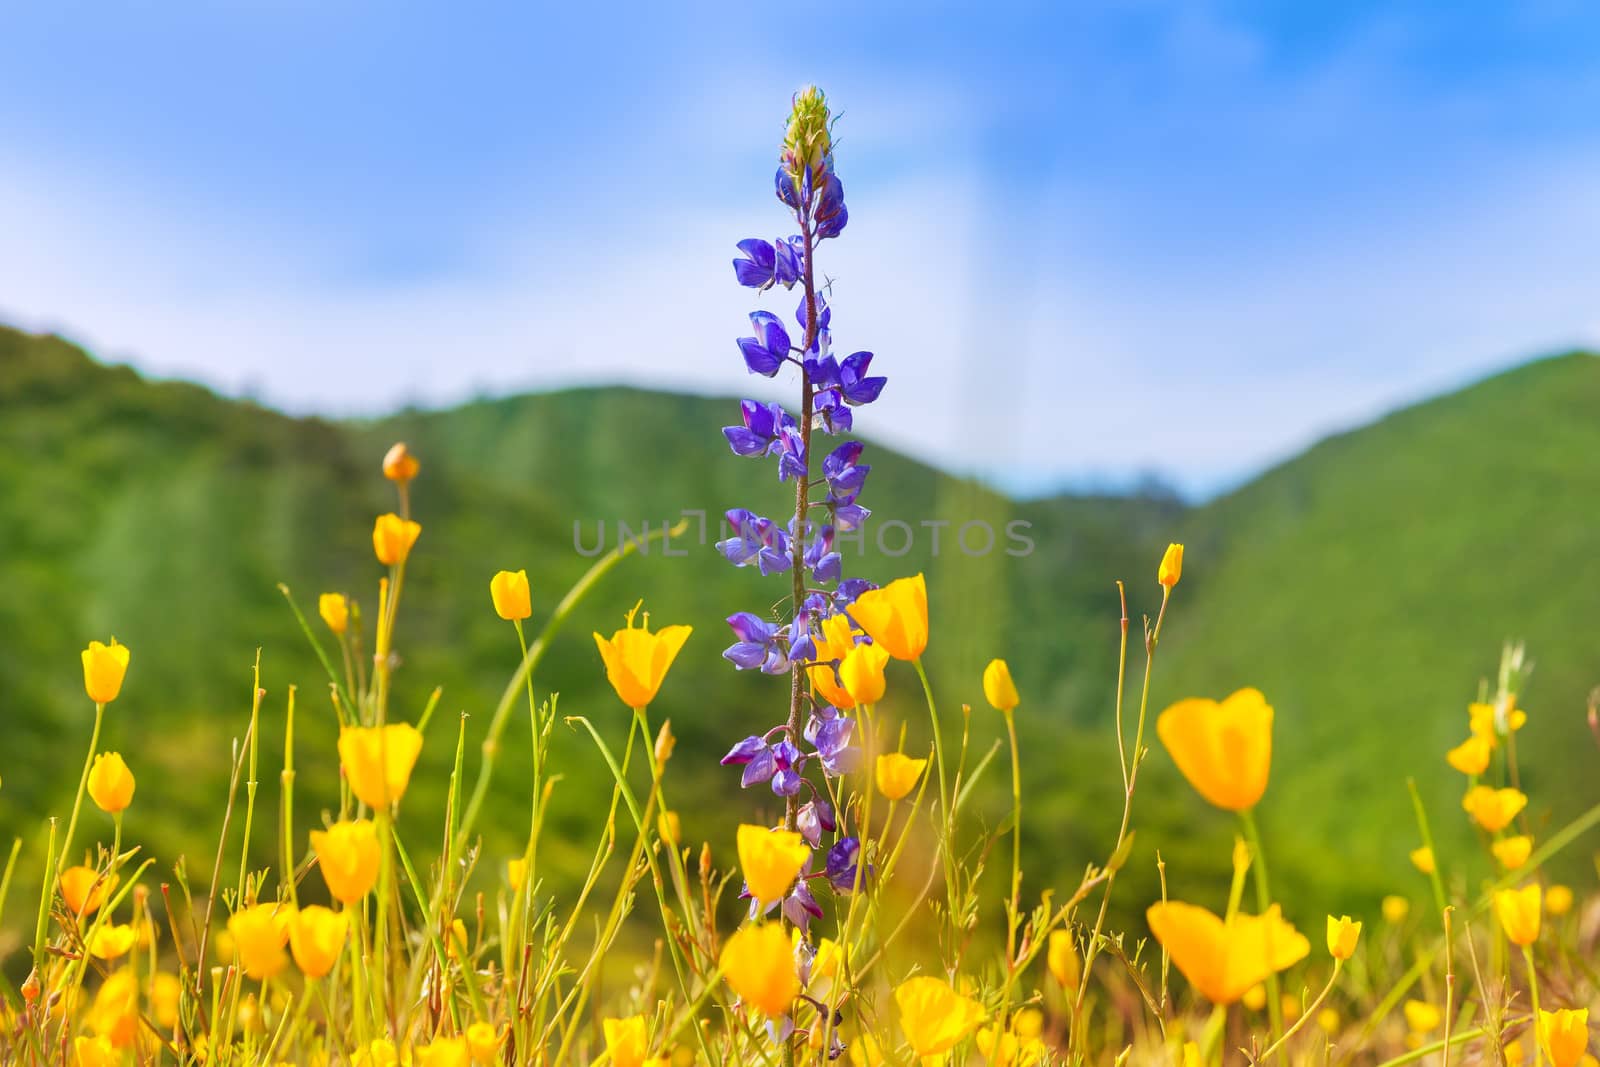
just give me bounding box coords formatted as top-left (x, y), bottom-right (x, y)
top-left (741, 747), bottom-right (777, 788)
top-left (721, 735), bottom-right (768, 766)
top-left (771, 767), bottom-right (804, 797)
top-left (826, 837), bottom-right (870, 893)
top-left (796, 800), bottom-right (824, 846)
top-left (782, 877), bottom-right (823, 930)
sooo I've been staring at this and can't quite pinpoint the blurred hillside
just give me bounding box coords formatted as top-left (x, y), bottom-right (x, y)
top-left (1, 325), bottom-right (1596, 941)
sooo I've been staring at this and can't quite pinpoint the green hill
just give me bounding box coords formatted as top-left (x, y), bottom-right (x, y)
top-left (2, 324), bottom-right (1595, 947)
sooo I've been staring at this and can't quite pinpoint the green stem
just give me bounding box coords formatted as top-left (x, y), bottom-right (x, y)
top-left (1240, 807), bottom-right (1284, 1059)
top-left (994, 707), bottom-right (1024, 1033)
top-left (56, 702), bottom-right (106, 878)
top-left (1523, 946), bottom-right (1543, 1067)
top-left (1406, 777), bottom-right (1448, 916)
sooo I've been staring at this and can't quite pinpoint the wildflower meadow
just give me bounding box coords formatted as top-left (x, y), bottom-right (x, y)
top-left (4, 89), bottom-right (1598, 1067)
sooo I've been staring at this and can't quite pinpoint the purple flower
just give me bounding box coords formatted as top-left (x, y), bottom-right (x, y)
top-left (716, 509), bottom-right (792, 575)
top-left (774, 237), bottom-right (803, 287)
top-left (822, 442), bottom-right (869, 498)
top-left (795, 796), bottom-right (836, 846)
top-left (721, 736), bottom-right (768, 766)
top-left (831, 500), bottom-right (870, 532)
top-left (812, 716), bottom-right (858, 777)
top-left (825, 837), bottom-right (869, 892)
top-left (740, 747), bottom-right (777, 789)
top-left (815, 174), bottom-right (847, 239)
top-left (783, 875), bottom-right (824, 931)
top-left (723, 612), bottom-right (790, 674)
top-left (722, 399), bottom-right (792, 458)
top-left (838, 351), bottom-right (887, 406)
top-left (737, 311), bottom-right (792, 377)
top-left (796, 292), bottom-right (831, 350)
top-left (732, 239), bottom-right (776, 288)
top-left (811, 388), bottom-right (853, 434)
top-left (804, 526), bottom-right (841, 583)
top-left (774, 166), bottom-right (799, 209)
top-left (775, 426), bottom-right (807, 482)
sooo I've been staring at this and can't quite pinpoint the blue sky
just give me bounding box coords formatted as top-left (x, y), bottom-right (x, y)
top-left (5, 2), bottom-right (1599, 496)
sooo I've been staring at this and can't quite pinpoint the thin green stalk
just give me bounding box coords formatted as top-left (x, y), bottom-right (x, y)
top-left (994, 706), bottom-right (1024, 1033)
top-left (1407, 777), bottom-right (1448, 916)
top-left (281, 687), bottom-right (298, 908)
top-left (56, 702), bottom-right (106, 878)
top-left (1522, 946), bottom-right (1543, 1067)
top-left (1257, 960), bottom-right (1342, 1062)
top-left (236, 655), bottom-right (264, 903)
top-left (911, 656), bottom-right (960, 961)
top-left (1240, 807), bottom-right (1285, 1059)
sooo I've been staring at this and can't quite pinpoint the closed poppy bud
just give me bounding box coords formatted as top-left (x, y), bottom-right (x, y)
top-left (227, 902), bottom-right (293, 980)
top-left (289, 905), bottom-right (348, 979)
top-left (338, 724), bottom-right (424, 809)
top-left (1462, 786), bottom-right (1527, 833)
top-left (603, 1016), bottom-right (650, 1067)
top-left (1546, 884), bottom-right (1574, 916)
top-left (874, 753), bottom-right (927, 801)
top-left (654, 719), bottom-right (676, 767)
top-left (1495, 884), bottom-right (1542, 946)
top-left (1047, 930), bottom-right (1079, 990)
top-left (81, 640), bottom-right (130, 705)
top-left (319, 593), bottom-right (349, 635)
top-left (839, 642), bottom-right (890, 706)
top-left (720, 922), bottom-right (798, 1017)
top-left (60, 866), bottom-right (116, 917)
top-left (1158, 543), bottom-right (1184, 588)
top-left (87, 753), bottom-right (136, 814)
top-left (1409, 846), bottom-right (1436, 874)
top-left (593, 609), bottom-right (692, 709)
top-left (1538, 1009), bottom-right (1590, 1067)
top-left (736, 824), bottom-right (810, 907)
top-left (310, 819), bottom-right (380, 903)
top-left (1446, 735), bottom-right (1492, 776)
top-left (88, 924), bottom-right (138, 960)
top-left (1157, 688), bottom-right (1273, 811)
top-left (982, 658), bottom-right (1020, 712)
top-left (1493, 835), bottom-right (1533, 870)
top-left (657, 811), bottom-right (681, 846)
top-left (416, 1036), bottom-right (470, 1067)
top-left (372, 513), bottom-right (422, 566)
top-left (895, 976), bottom-right (986, 1058)
top-left (849, 574), bottom-right (929, 661)
top-left (1382, 895), bottom-right (1410, 924)
top-left (382, 442), bottom-right (419, 484)
top-left (466, 1022), bottom-right (503, 1065)
top-left (488, 570), bottom-right (531, 621)
top-left (1404, 1000), bottom-right (1441, 1033)
top-left (1326, 915), bottom-right (1362, 960)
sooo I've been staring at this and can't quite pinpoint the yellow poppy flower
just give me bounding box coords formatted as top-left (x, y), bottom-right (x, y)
top-left (88, 924), bottom-right (138, 960)
top-left (60, 866), bottom-right (116, 918)
top-left (416, 1036), bottom-right (470, 1067)
top-left (289, 905), bottom-right (348, 979)
top-left (849, 574), bottom-right (928, 661)
top-left (807, 613), bottom-right (858, 708)
top-left (318, 593), bottom-right (349, 634)
top-left (226, 902), bottom-right (294, 980)
top-left (874, 752), bottom-right (927, 801)
top-left (1404, 1000), bottom-right (1441, 1032)
top-left (1326, 915), bottom-right (1362, 960)
top-left (983, 658), bottom-right (1020, 712)
top-left (1446, 735), bottom-right (1492, 776)
top-left (489, 569), bottom-right (532, 621)
top-left (603, 1016), bottom-right (650, 1067)
top-left (1495, 884), bottom-right (1541, 946)
top-left (737, 824), bottom-right (809, 906)
top-left (593, 609), bottom-right (691, 709)
top-left (310, 819), bottom-right (380, 903)
top-left (1409, 846), bottom-right (1435, 875)
top-left (1546, 884), bottom-right (1574, 917)
top-left (839, 642), bottom-right (889, 706)
top-left (372, 513), bottom-right (422, 566)
top-left (1047, 929), bottom-right (1079, 990)
top-left (73, 1035), bottom-right (119, 1067)
top-left (720, 922), bottom-right (798, 1017)
top-left (1462, 786), bottom-right (1527, 832)
top-left (1538, 1009), bottom-right (1590, 1067)
top-left (1382, 895), bottom-right (1410, 924)
top-left (1493, 835), bottom-right (1533, 870)
top-left (1145, 900), bottom-right (1310, 1005)
top-left (1156, 688), bottom-right (1273, 811)
top-left (87, 752), bottom-right (136, 814)
top-left (1158, 542), bottom-right (1184, 588)
top-left (466, 1021), bottom-right (503, 1064)
top-left (894, 975), bottom-right (986, 1058)
top-left (81, 639), bottom-right (130, 705)
top-left (1469, 701), bottom-right (1527, 743)
top-left (338, 724), bottom-right (424, 809)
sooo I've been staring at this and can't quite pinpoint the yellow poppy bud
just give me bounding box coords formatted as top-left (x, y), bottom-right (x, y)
top-left (318, 593), bottom-right (349, 635)
top-left (466, 1022), bottom-right (503, 1065)
top-left (60, 866), bottom-right (116, 918)
top-left (150, 973), bottom-right (181, 1029)
top-left (372, 513), bottom-right (422, 566)
top-left (1462, 786), bottom-right (1527, 833)
top-left (1546, 884), bottom-right (1574, 916)
top-left (310, 819), bottom-right (380, 903)
top-left (1495, 884), bottom-right (1542, 946)
top-left (87, 752), bottom-right (136, 814)
top-left (382, 442), bottom-right (420, 483)
top-left (1146, 900), bottom-right (1310, 1005)
top-left (1326, 915), bottom-right (1362, 960)
top-left (839, 642), bottom-right (890, 706)
top-left (1158, 542), bottom-right (1184, 588)
top-left (1047, 929), bottom-right (1079, 990)
top-left (983, 658), bottom-right (1020, 712)
top-left (289, 905), bottom-right (348, 979)
top-left (1493, 835), bottom-right (1533, 870)
top-left (81, 639), bottom-right (130, 705)
top-left (719, 922), bottom-right (798, 1017)
top-left (848, 574), bottom-right (929, 661)
top-left (737, 824), bottom-right (810, 907)
top-left (508, 857), bottom-right (528, 892)
top-left (88, 924), bottom-right (138, 960)
top-left (592, 609), bottom-right (692, 709)
top-left (658, 811), bottom-right (682, 846)
top-left (416, 1036), bottom-right (470, 1067)
top-left (489, 569), bottom-right (532, 621)
top-left (1157, 688), bottom-right (1273, 811)
top-left (603, 1016), bottom-right (650, 1067)
top-left (1382, 895), bottom-right (1410, 924)
top-left (1539, 1009), bottom-right (1591, 1067)
top-left (894, 976), bottom-right (986, 1058)
top-left (874, 752), bottom-right (927, 801)
top-left (1242, 984), bottom-right (1268, 1011)
top-left (1404, 999), bottom-right (1441, 1032)
top-left (1318, 1008), bottom-right (1341, 1036)
top-left (1446, 735), bottom-right (1492, 775)
top-left (337, 723), bottom-right (424, 809)
top-left (226, 902), bottom-right (293, 980)
top-left (1409, 846), bottom-right (1435, 874)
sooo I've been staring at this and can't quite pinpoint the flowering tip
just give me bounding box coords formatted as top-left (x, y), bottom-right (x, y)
top-left (782, 85), bottom-right (833, 187)
top-left (1159, 542), bottom-right (1184, 588)
top-left (382, 441), bottom-right (419, 483)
